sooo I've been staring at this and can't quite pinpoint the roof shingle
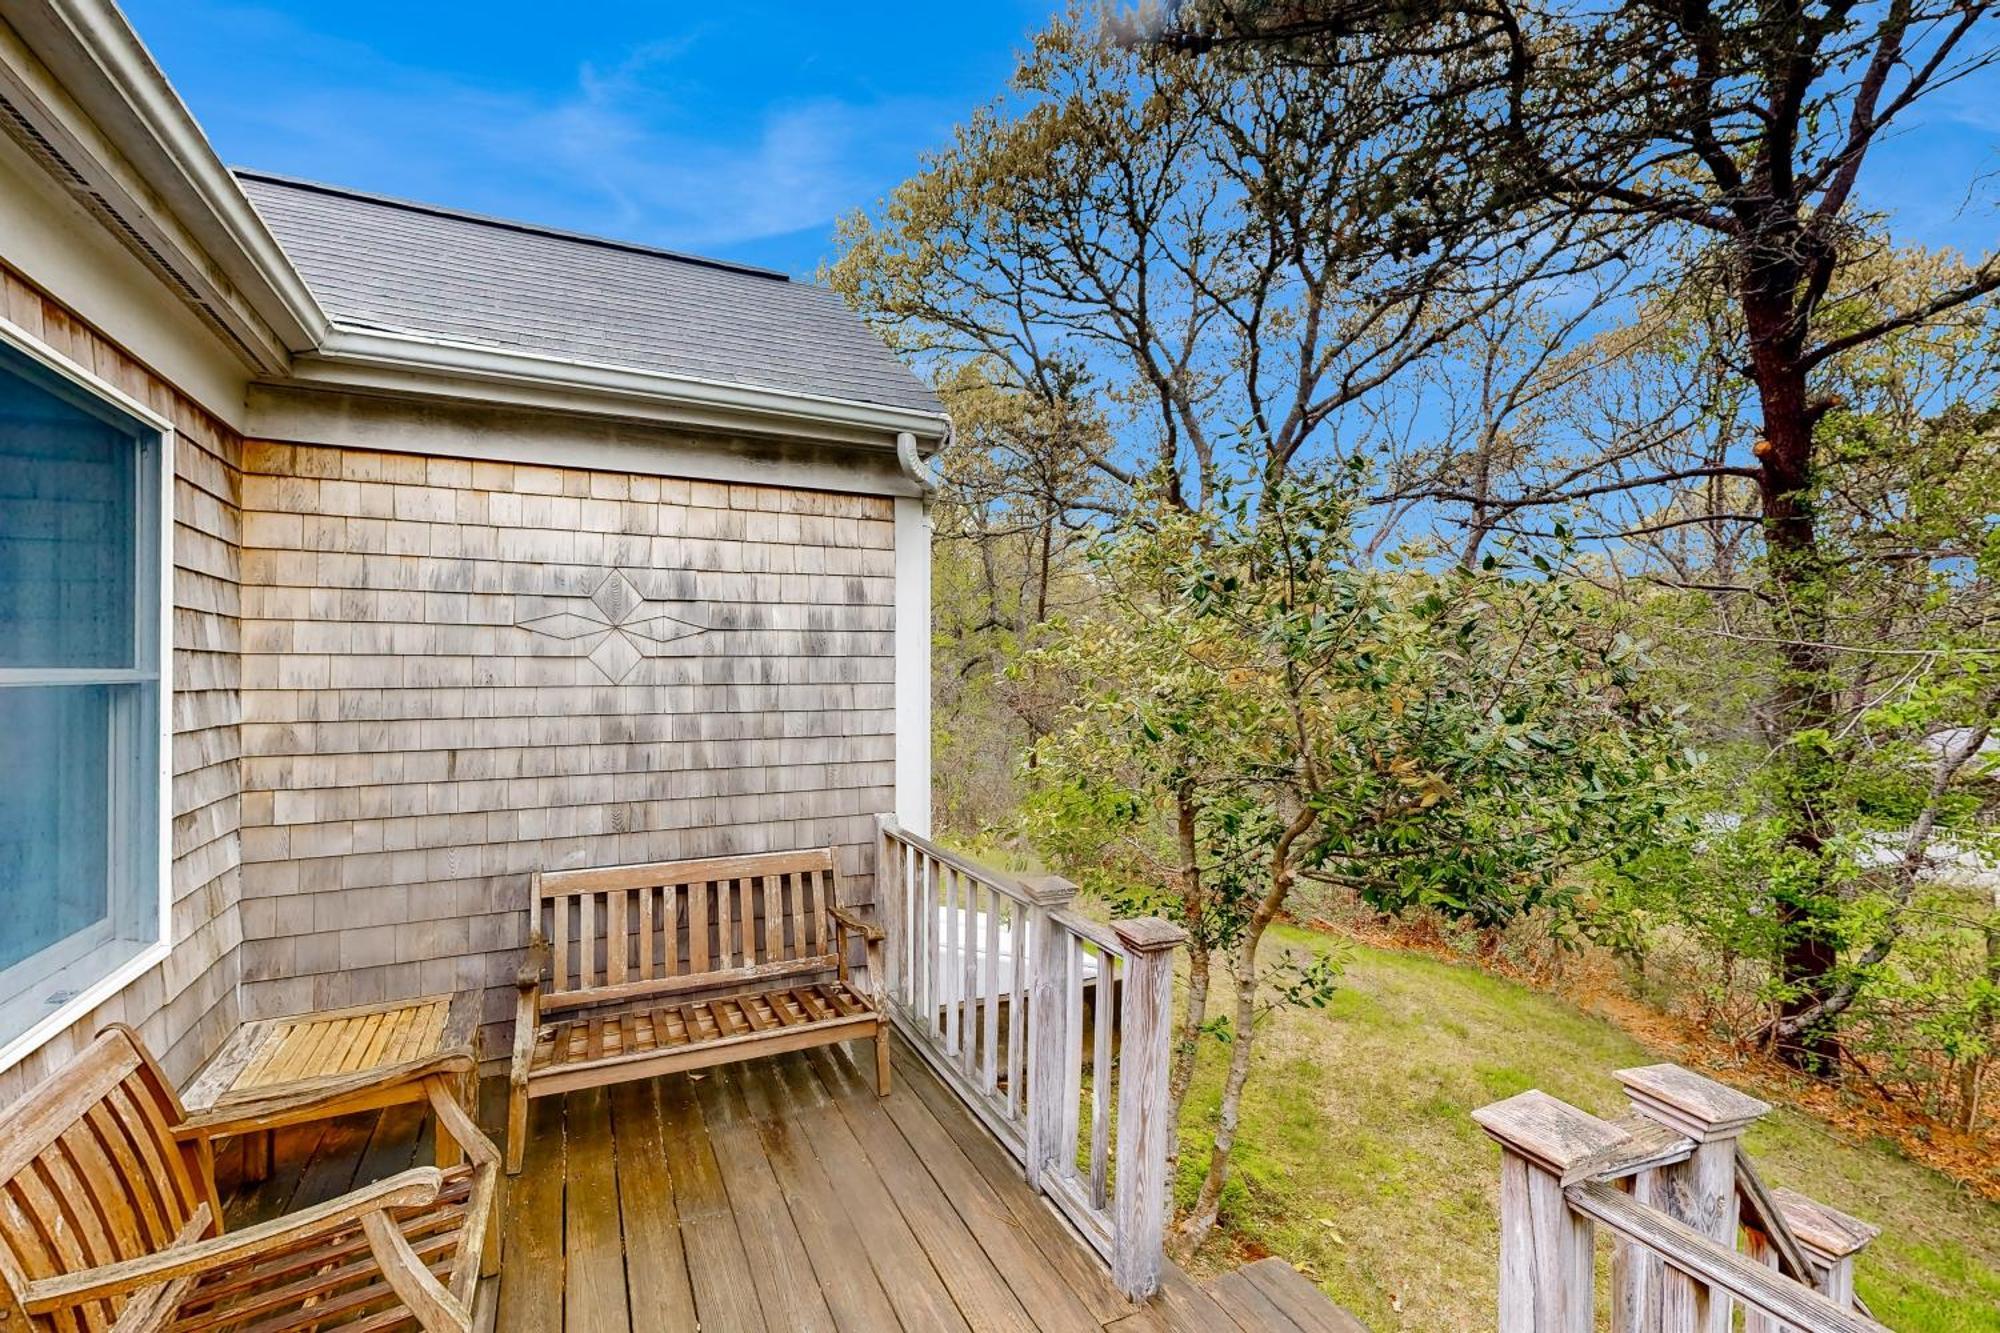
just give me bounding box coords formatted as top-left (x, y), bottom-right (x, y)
top-left (236, 171), bottom-right (941, 418)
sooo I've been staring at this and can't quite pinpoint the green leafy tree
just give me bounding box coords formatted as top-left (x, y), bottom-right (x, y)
top-left (1026, 466), bottom-right (1682, 1248)
top-left (1161, 0), bottom-right (2000, 1068)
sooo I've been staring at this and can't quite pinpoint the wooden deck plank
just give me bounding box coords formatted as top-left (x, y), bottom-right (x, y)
top-left (561, 1086), bottom-right (631, 1333)
top-left (351, 1101), bottom-right (427, 1187)
top-left (1207, 1268), bottom-right (1297, 1331)
top-left (752, 1058), bottom-right (907, 1333)
top-left (805, 1044), bottom-right (1041, 1333)
top-left (1235, 1259), bottom-right (1368, 1333)
top-left (763, 1055), bottom-right (972, 1332)
top-left (219, 1119), bottom-right (327, 1226)
top-left (692, 1066), bottom-right (837, 1333)
top-left (222, 1056), bottom-right (1359, 1333)
top-left (890, 1045), bottom-right (1137, 1324)
top-left (495, 1095), bottom-right (565, 1333)
top-left (606, 1079), bottom-right (699, 1331)
top-left (656, 1070), bottom-right (769, 1331)
top-left (873, 1051), bottom-right (1103, 1330)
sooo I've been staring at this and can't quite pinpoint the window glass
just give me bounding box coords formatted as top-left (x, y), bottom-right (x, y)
top-left (0, 686), bottom-right (111, 970)
top-left (0, 363), bottom-right (138, 668)
top-left (0, 341), bottom-right (161, 1049)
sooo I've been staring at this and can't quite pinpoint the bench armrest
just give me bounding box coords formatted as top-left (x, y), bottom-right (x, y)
top-left (511, 981), bottom-right (540, 1087)
top-left (175, 1054), bottom-right (476, 1139)
top-left (518, 930), bottom-right (551, 990)
top-left (21, 1168), bottom-right (445, 1314)
top-left (827, 904), bottom-right (884, 941)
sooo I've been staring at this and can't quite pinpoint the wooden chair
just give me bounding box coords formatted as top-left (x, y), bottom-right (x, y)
top-left (0, 1024), bottom-right (499, 1332)
top-left (508, 847), bottom-right (887, 1174)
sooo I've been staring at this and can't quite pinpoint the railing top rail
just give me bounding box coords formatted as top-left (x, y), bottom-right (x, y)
top-left (1047, 907), bottom-right (1127, 958)
top-left (878, 821), bottom-right (1042, 908)
top-left (1566, 1181), bottom-right (1890, 1333)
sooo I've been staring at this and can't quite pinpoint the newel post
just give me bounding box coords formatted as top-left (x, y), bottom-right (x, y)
top-left (1746, 1186), bottom-right (1879, 1330)
top-left (1473, 1090), bottom-right (1629, 1333)
top-left (874, 813), bottom-right (903, 1001)
top-left (1615, 1065), bottom-right (1770, 1333)
top-left (1024, 874), bottom-right (1078, 1194)
top-left (1110, 916), bottom-right (1186, 1301)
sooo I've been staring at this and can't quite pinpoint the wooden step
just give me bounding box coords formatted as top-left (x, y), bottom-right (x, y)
top-left (1203, 1258), bottom-right (1369, 1332)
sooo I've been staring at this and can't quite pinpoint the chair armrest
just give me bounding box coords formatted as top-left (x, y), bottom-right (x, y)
top-left (828, 904), bottom-right (884, 941)
top-left (175, 1053), bottom-right (477, 1139)
top-left (21, 1168), bottom-right (443, 1313)
top-left (518, 931), bottom-right (551, 990)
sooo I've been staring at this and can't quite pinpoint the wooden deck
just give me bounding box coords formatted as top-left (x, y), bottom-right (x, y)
top-left (219, 1037), bottom-right (1363, 1332)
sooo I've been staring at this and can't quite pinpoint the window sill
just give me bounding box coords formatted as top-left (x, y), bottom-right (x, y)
top-left (0, 937), bottom-right (171, 1077)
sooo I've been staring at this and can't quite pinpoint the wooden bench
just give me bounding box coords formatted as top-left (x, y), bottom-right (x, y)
top-left (507, 847), bottom-right (888, 1174)
top-left (0, 1024), bottom-right (499, 1332)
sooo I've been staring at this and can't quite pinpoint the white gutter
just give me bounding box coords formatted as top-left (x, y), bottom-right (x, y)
top-left (295, 323), bottom-right (952, 447)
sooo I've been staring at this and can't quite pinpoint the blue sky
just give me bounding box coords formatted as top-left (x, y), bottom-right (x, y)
top-left (122, 1), bottom-right (1060, 278)
top-left (125, 2), bottom-right (1997, 282)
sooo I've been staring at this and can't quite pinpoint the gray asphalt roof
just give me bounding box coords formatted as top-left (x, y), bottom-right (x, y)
top-left (236, 170), bottom-right (941, 418)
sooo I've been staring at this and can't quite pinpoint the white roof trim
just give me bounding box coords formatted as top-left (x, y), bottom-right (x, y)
top-left (0, 0), bottom-right (328, 366)
top-left (289, 324), bottom-right (952, 449)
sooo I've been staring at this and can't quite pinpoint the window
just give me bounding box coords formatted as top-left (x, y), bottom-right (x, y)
top-left (0, 334), bottom-right (167, 1060)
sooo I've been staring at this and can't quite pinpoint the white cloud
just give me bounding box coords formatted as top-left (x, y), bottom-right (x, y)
top-left (148, 3), bottom-right (955, 257)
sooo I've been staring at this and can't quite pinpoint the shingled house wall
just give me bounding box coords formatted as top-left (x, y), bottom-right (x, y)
top-left (234, 441), bottom-right (898, 1044)
top-left (0, 261), bottom-right (246, 1101)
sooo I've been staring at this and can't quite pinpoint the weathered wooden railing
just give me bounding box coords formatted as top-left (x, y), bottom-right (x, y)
top-left (1475, 1064), bottom-right (1885, 1333)
top-left (874, 814), bottom-right (1185, 1299)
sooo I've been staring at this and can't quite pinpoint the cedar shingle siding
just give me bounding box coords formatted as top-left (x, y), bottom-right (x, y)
top-left (235, 443), bottom-right (898, 1045)
top-left (0, 262), bottom-right (245, 1101)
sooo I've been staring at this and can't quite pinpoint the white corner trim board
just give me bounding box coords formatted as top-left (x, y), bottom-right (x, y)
top-left (894, 496), bottom-right (934, 836)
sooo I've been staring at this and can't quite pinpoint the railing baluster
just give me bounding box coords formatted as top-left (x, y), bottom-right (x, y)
top-left (919, 852), bottom-right (934, 1032)
top-left (981, 889), bottom-right (1000, 1094)
top-left (961, 879), bottom-right (982, 1080)
top-left (943, 863), bottom-right (961, 1055)
top-left (1089, 947), bottom-right (1113, 1208)
top-left (1061, 935), bottom-right (1084, 1180)
top-left (1005, 896), bottom-right (1025, 1119)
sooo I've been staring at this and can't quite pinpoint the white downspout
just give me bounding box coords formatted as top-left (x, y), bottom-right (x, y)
top-left (895, 424), bottom-right (946, 497)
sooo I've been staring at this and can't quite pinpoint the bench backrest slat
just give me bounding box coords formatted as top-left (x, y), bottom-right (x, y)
top-left (533, 849), bottom-right (844, 1012)
top-left (0, 1026), bottom-right (220, 1326)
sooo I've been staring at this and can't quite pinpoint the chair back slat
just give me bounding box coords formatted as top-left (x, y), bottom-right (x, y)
top-left (533, 849), bottom-right (845, 1012)
top-left (0, 1027), bottom-right (219, 1328)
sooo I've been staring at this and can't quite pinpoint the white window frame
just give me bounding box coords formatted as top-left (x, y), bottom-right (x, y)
top-left (0, 315), bottom-right (174, 1076)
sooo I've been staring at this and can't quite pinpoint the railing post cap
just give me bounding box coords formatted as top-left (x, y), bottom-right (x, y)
top-left (1472, 1089), bottom-right (1627, 1178)
top-left (1770, 1186), bottom-right (1880, 1260)
top-left (1021, 874), bottom-right (1078, 907)
top-left (1614, 1064), bottom-right (1770, 1142)
top-left (875, 812), bottom-right (899, 831)
top-left (1112, 917), bottom-right (1187, 952)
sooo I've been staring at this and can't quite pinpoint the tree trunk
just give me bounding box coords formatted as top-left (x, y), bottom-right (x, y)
top-left (1177, 919), bottom-right (1265, 1253)
top-left (1166, 786), bottom-right (1209, 1175)
top-left (1743, 280), bottom-right (1843, 1072)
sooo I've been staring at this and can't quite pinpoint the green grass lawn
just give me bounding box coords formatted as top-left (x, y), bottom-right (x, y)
top-left (1173, 924), bottom-right (2000, 1331)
